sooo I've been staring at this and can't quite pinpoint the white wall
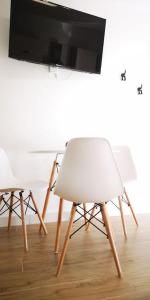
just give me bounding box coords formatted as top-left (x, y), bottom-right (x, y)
top-left (0, 0), bottom-right (150, 225)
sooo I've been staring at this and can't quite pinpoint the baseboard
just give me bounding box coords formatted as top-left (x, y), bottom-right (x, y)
top-left (0, 211), bottom-right (70, 228)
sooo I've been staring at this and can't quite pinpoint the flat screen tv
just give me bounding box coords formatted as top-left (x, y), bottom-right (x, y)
top-left (9, 0), bottom-right (106, 74)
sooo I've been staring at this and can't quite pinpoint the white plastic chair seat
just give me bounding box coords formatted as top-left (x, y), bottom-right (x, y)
top-left (0, 177), bottom-right (22, 192)
top-left (19, 180), bottom-right (48, 191)
top-left (113, 146), bottom-right (137, 183)
top-left (54, 138), bottom-right (124, 204)
top-left (0, 180), bottom-right (48, 193)
top-left (0, 188), bottom-right (22, 193)
top-left (0, 147), bottom-right (48, 193)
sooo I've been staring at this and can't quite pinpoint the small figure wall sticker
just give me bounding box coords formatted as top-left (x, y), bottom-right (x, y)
top-left (121, 70), bottom-right (126, 81)
top-left (137, 84), bottom-right (143, 95)
top-left (120, 69), bottom-right (143, 95)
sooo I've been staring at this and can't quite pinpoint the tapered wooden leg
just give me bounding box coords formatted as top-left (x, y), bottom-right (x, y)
top-left (8, 192), bottom-right (14, 231)
top-left (124, 188), bottom-right (138, 226)
top-left (83, 203), bottom-right (87, 226)
top-left (0, 195), bottom-right (3, 206)
top-left (19, 192), bottom-right (28, 252)
top-left (101, 203), bottom-right (110, 237)
top-left (56, 203), bottom-right (76, 277)
top-left (39, 159), bottom-right (57, 233)
top-left (54, 198), bottom-right (64, 254)
top-left (118, 196), bottom-right (127, 239)
top-left (101, 202), bottom-right (122, 278)
top-left (30, 192), bottom-right (47, 235)
top-left (86, 204), bottom-right (95, 231)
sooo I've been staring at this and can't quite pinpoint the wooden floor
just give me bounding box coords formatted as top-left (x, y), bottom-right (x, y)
top-left (0, 214), bottom-right (150, 300)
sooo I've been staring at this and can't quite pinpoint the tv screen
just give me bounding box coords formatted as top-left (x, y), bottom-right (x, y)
top-left (9, 0), bottom-right (106, 74)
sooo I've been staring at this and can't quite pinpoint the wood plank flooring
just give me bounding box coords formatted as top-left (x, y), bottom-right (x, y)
top-left (0, 214), bottom-right (150, 300)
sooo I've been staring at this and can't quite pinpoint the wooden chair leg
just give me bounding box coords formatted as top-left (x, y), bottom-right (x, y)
top-left (83, 203), bottom-right (88, 227)
top-left (54, 198), bottom-right (64, 254)
top-left (19, 192), bottom-right (28, 252)
top-left (30, 192), bottom-right (48, 235)
top-left (86, 204), bottom-right (95, 231)
top-left (101, 202), bottom-right (110, 237)
top-left (0, 195), bottom-right (3, 206)
top-left (8, 192), bottom-right (14, 231)
top-left (56, 203), bottom-right (76, 277)
top-left (124, 188), bottom-right (138, 226)
top-left (39, 159), bottom-right (57, 233)
top-left (118, 196), bottom-right (127, 239)
top-left (101, 202), bottom-right (122, 278)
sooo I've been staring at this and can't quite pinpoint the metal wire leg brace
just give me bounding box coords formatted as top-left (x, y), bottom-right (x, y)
top-left (70, 203), bottom-right (108, 239)
top-left (0, 191), bottom-right (38, 220)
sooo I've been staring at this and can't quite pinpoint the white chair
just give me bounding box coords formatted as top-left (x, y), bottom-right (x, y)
top-left (0, 148), bottom-right (48, 251)
top-left (112, 146), bottom-right (138, 238)
top-left (54, 137), bottom-right (124, 278)
top-left (86, 146), bottom-right (138, 237)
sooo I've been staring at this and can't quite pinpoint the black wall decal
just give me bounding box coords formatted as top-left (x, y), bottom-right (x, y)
top-left (137, 84), bottom-right (143, 95)
top-left (121, 70), bottom-right (126, 81)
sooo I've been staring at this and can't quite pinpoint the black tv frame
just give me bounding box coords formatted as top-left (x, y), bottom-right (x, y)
top-left (9, 0), bottom-right (106, 74)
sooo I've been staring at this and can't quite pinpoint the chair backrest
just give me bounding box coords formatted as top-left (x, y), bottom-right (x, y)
top-left (113, 146), bottom-right (137, 183)
top-left (0, 148), bottom-right (16, 187)
top-left (54, 138), bottom-right (124, 203)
